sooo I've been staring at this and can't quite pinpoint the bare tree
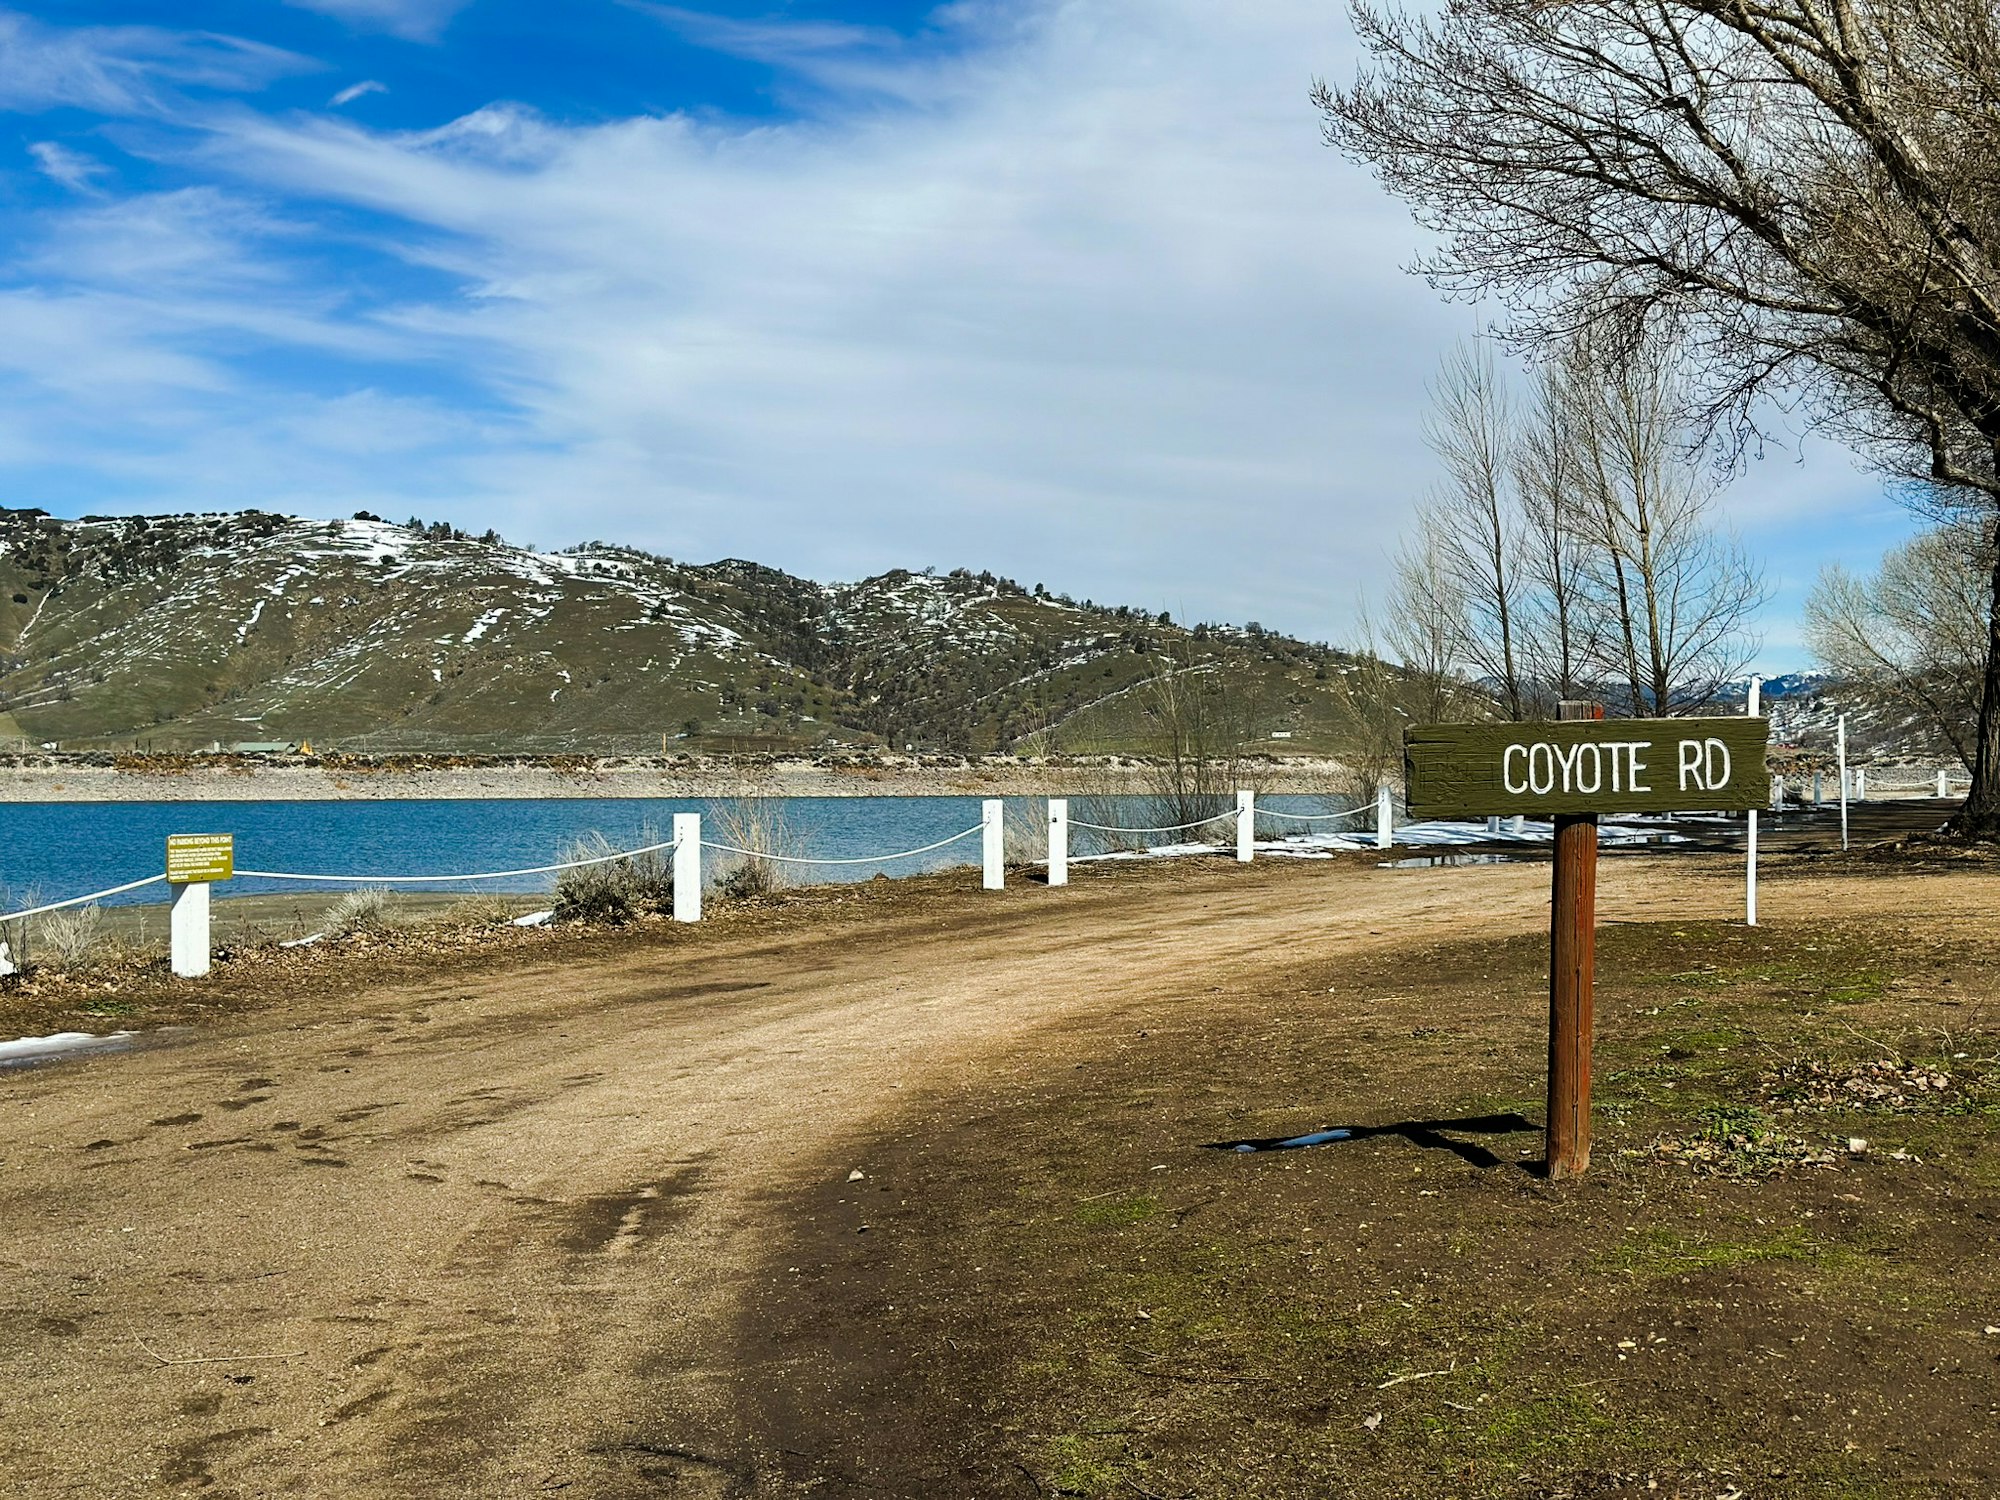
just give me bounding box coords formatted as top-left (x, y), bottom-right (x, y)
top-left (1386, 336), bottom-right (1764, 718)
top-left (1138, 643), bottom-right (1257, 833)
top-left (1384, 517), bottom-right (1474, 724)
top-left (1561, 341), bottom-right (1768, 713)
top-left (1512, 356), bottom-right (1598, 708)
top-left (1318, 0), bottom-right (2000, 834)
top-left (1806, 523), bottom-right (1993, 769)
top-left (1420, 343), bottom-right (1529, 718)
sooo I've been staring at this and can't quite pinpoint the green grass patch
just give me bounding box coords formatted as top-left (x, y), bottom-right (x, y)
top-left (1039, 1431), bottom-right (1125, 1496)
top-left (1468, 1384), bottom-right (1614, 1465)
top-left (1597, 1223), bottom-right (1823, 1281)
top-left (1073, 1193), bottom-right (1161, 1228)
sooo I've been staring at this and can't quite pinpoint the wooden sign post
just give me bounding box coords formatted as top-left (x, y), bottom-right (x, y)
top-left (1547, 701), bottom-right (1601, 1180)
top-left (1405, 711), bottom-right (1769, 1181)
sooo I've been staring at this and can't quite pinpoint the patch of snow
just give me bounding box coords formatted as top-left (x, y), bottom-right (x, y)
top-left (513, 910), bottom-right (554, 927)
top-left (464, 608), bottom-right (505, 643)
top-left (15, 586), bottom-right (51, 645)
top-left (0, 1031), bottom-right (135, 1069)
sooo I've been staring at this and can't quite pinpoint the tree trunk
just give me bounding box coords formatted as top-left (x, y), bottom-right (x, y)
top-left (1947, 529), bottom-right (2000, 839)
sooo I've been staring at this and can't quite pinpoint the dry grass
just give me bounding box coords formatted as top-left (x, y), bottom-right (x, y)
top-left (323, 886), bottom-right (393, 938)
top-left (445, 893), bottom-right (524, 927)
top-left (34, 904), bottom-right (103, 968)
top-left (710, 799), bottom-right (801, 898)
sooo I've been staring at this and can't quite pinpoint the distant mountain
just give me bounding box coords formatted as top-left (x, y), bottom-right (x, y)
top-left (1718, 672), bottom-right (1829, 703)
top-left (1713, 672), bottom-right (1963, 765)
top-left (0, 508), bottom-right (1412, 757)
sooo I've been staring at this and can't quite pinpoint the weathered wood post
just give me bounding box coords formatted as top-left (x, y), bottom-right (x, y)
top-left (1546, 701), bottom-right (1601, 1181)
top-left (672, 812), bottom-right (702, 922)
top-left (1047, 798), bottom-right (1068, 887)
top-left (1376, 784), bottom-right (1393, 850)
top-left (166, 834), bottom-right (233, 980)
top-left (982, 799), bottom-right (1004, 890)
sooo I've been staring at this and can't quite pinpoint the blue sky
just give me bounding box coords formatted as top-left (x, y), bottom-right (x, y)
top-left (0, 1), bottom-right (1919, 665)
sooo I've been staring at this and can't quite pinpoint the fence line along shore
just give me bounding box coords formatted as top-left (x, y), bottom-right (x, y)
top-left (3, 768), bottom-right (1972, 982)
top-left (4, 792), bottom-right (1392, 978)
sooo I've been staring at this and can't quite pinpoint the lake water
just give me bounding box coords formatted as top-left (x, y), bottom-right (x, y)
top-left (0, 794), bottom-right (1361, 912)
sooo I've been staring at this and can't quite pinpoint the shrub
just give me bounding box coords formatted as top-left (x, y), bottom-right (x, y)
top-left (551, 828), bottom-right (674, 924)
top-left (323, 887), bottom-right (391, 937)
top-left (1003, 798), bottom-right (1051, 870)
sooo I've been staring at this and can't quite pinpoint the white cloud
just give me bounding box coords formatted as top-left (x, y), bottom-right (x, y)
top-left (637, 5), bottom-right (899, 60)
top-left (283, 0), bottom-right (474, 44)
top-left (0, 8), bottom-right (306, 115)
top-left (176, 0), bottom-right (1479, 636)
top-left (330, 79), bottom-right (388, 107)
top-left (28, 140), bottom-right (108, 193)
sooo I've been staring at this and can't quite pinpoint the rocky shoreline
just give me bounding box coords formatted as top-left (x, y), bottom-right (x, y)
top-left (0, 753), bottom-right (1352, 803)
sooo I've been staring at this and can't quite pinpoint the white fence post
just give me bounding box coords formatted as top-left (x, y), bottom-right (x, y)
top-left (983, 799), bottom-right (1004, 890)
top-left (1047, 798), bottom-right (1068, 887)
top-left (1376, 784), bottom-right (1393, 850)
top-left (1939, 768), bottom-right (1949, 799)
top-left (1813, 772), bottom-right (1824, 808)
top-left (1837, 715), bottom-right (1849, 851)
top-left (1854, 767), bottom-right (1867, 802)
top-left (1746, 676), bottom-right (1760, 928)
top-left (1772, 775), bottom-right (1785, 811)
top-left (672, 812), bottom-right (701, 922)
top-left (170, 881), bottom-right (210, 979)
top-left (1235, 790), bottom-right (1255, 863)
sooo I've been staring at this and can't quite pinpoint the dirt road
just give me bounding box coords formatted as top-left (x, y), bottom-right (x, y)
top-left (2, 853), bottom-right (1991, 1498)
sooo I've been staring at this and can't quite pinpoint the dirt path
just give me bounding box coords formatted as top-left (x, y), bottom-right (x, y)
top-left (2, 855), bottom-right (1991, 1498)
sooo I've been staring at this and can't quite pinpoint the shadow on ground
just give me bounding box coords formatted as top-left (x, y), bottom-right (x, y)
top-left (1204, 1111), bottom-right (1538, 1169)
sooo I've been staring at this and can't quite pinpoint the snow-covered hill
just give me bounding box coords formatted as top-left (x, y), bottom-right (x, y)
top-left (0, 509), bottom-right (1399, 755)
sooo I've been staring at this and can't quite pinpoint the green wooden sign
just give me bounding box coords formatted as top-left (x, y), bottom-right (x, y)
top-left (1404, 717), bottom-right (1770, 819)
top-left (167, 833), bottom-right (235, 884)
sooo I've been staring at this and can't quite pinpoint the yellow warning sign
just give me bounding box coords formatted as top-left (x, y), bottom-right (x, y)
top-left (167, 833), bottom-right (234, 884)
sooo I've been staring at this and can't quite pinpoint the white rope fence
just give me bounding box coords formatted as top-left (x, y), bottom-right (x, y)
top-left (1068, 814), bottom-right (1233, 835)
top-left (699, 825), bottom-right (984, 866)
top-left (1255, 804), bottom-right (1372, 824)
top-left (0, 874), bottom-right (168, 926)
top-left (236, 835), bottom-right (685, 885)
top-left (1860, 771), bottom-right (1970, 791)
top-left (1063, 788), bottom-right (1398, 867)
